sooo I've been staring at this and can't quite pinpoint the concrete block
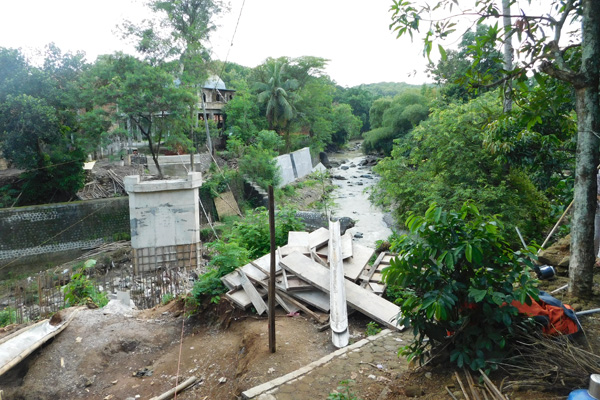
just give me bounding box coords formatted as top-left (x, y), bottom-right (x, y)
top-left (276, 154), bottom-right (296, 187)
top-left (291, 147), bottom-right (313, 180)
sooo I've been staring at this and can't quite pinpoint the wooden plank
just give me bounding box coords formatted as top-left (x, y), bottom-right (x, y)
top-left (283, 273), bottom-right (313, 291)
top-left (315, 233), bottom-right (353, 259)
top-left (279, 244), bottom-right (310, 256)
top-left (221, 262), bottom-right (267, 290)
top-left (287, 231), bottom-right (310, 247)
top-left (281, 252), bottom-right (403, 330)
top-left (239, 269), bottom-right (267, 315)
top-left (225, 288), bottom-right (252, 309)
top-left (214, 191), bottom-right (242, 219)
top-left (252, 253), bottom-right (282, 275)
top-left (287, 289), bottom-right (330, 312)
top-left (371, 272), bottom-right (383, 282)
top-left (382, 254), bottom-right (394, 263)
top-left (276, 290), bottom-right (327, 324)
top-left (275, 293), bottom-right (300, 314)
top-left (360, 252), bottom-right (386, 288)
top-left (329, 220), bottom-right (349, 344)
top-left (340, 232), bottom-right (353, 260)
top-left (369, 282), bottom-right (386, 295)
top-left (308, 227), bottom-right (330, 249)
top-left (342, 243), bottom-right (375, 282)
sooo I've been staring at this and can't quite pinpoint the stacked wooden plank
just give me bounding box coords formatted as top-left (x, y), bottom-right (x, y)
top-left (219, 228), bottom-right (403, 335)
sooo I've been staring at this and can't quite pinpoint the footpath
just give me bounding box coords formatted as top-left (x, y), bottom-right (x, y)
top-left (242, 329), bottom-right (412, 399)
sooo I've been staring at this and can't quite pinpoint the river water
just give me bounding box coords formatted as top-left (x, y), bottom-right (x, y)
top-left (327, 145), bottom-right (393, 248)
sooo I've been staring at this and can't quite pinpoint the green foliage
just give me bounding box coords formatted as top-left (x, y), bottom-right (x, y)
top-left (162, 293), bottom-right (175, 305)
top-left (365, 322), bottom-right (382, 336)
top-left (327, 380), bottom-right (362, 400)
top-left (331, 103), bottom-right (363, 146)
top-left (224, 79), bottom-right (266, 143)
top-left (363, 91), bottom-right (429, 155)
top-left (0, 307), bottom-right (17, 327)
top-left (226, 207), bottom-right (304, 260)
top-left (334, 86), bottom-right (374, 132)
top-left (372, 91), bottom-right (551, 242)
top-left (63, 259), bottom-right (109, 308)
top-left (427, 25), bottom-right (504, 103)
top-left (383, 202), bottom-right (539, 371)
top-left (191, 240), bottom-right (250, 304)
top-left (238, 140), bottom-right (281, 191)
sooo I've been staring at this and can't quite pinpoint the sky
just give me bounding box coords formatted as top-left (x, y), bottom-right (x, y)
top-left (0, 1), bottom-right (572, 88)
top-left (0, 0), bottom-right (432, 87)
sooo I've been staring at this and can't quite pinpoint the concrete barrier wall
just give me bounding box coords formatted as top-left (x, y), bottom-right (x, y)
top-left (275, 147), bottom-right (314, 187)
top-left (0, 197), bottom-right (130, 265)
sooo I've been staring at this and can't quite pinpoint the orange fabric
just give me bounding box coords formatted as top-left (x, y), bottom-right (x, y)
top-left (511, 299), bottom-right (579, 336)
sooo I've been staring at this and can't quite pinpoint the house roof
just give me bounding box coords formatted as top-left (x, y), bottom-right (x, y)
top-left (202, 75), bottom-right (227, 90)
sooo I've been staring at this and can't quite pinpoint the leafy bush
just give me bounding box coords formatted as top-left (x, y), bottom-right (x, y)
top-left (365, 322), bottom-right (382, 336)
top-left (238, 145), bottom-right (281, 190)
top-left (383, 202), bottom-right (539, 371)
top-left (227, 207), bottom-right (304, 260)
top-left (63, 259), bottom-right (109, 308)
top-left (371, 91), bottom-right (551, 243)
top-left (0, 307), bottom-right (17, 327)
top-left (191, 240), bottom-right (250, 304)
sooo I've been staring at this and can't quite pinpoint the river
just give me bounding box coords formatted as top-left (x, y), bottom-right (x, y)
top-left (327, 143), bottom-right (393, 248)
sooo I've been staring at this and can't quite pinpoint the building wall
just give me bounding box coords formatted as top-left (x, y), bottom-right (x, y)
top-left (0, 198), bottom-right (130, 265)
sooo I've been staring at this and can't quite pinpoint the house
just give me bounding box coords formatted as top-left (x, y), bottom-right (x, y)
top-left (199, 75), bottom-right (235, 130)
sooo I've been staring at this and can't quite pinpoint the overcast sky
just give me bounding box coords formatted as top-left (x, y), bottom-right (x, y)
top-left (0, 1), bottom-right (571, 88)
top-left (0, 0), bottom-right (435, 87)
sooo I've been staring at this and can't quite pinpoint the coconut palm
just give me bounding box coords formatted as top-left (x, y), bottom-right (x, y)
top-left (255, 59), bottom-right (299, 150)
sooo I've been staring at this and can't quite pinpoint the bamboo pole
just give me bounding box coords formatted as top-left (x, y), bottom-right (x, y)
top-left (149, 376), bottom-right (197, 400)
top-left (539, 200), bottom-right (573, 251)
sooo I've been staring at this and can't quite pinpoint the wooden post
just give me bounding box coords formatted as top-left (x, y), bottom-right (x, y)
top-left (268, 185), bottom-right (276, 353)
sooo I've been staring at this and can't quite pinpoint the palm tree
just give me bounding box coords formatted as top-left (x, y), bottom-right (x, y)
top-left (255, 59), bottom-right (298, 151)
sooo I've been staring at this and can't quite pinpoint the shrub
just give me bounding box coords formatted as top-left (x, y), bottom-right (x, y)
top-left (63, 259), bottom-right (109, 308)
top-left (384, 202), bottom-right (539, 371)
top-left (191, 240), bottom-right (250, 304)
top-left (238, 146), bottom-right (281, 190)
top-left (227, 207), bottom-right (304, 260)
top-left (0, 307), bottom-right (17, 327)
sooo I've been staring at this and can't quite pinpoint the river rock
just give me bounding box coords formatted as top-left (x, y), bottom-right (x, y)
top-left (333, 175), bottom-right (347, 180)
top-left (295, 211), bottom-right (355, 234)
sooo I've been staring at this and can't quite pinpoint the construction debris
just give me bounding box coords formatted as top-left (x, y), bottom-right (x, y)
top-left (220, 227), bottom-right (403, 346)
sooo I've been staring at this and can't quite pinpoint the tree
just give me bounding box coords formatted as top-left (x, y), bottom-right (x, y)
top-left (331, 103), bottom-right (363, 147)
top-left (363, 91), bottom-right (429, 155)
top-left (372, 91), bottom-right (550, 241)
top-left (120, 0), bottom-right (226, 155)
top-left (223, 79), bottom-right (265, 144)
top-left (84, 54), bottom-right (195, 178)
top-left (334, 86), bottom-right (374, 132)
top-left (427, 24), bottom-right (504, 103)
top-left (0, 46), bottom-right (87, 205)
top-left (255, 59), bottom-right (299, 150)
top-left (390, 0), bottom-right (600, 298)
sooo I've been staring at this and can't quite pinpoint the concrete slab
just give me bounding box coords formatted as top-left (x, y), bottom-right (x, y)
top-left (214, 191), bottom-right (241, 219)
top-left (276, 154), bottom-right (295, 187)
top-left (291, 147), bottom-right (313, 180)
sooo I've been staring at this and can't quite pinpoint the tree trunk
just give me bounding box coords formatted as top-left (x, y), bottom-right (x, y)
top-left (569, 0), bottom-right (600, 298)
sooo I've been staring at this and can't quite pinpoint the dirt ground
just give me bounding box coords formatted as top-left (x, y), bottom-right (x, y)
top-left (2, 261), bottom-right (600, 400)
top-left (2, 150), bottom-right (600, 399)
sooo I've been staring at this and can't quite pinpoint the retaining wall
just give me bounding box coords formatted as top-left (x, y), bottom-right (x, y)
top-left (0, 197), bottom-right (130, 271)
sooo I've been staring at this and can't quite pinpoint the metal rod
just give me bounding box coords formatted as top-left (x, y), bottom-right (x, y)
top-left (268, 185), bottom-right (276, 353)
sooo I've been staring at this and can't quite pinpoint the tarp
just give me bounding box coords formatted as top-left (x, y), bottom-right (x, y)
top-left (511, 291), bottom-right (582, 336)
